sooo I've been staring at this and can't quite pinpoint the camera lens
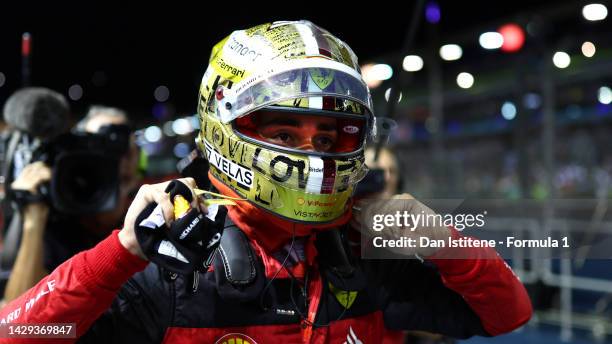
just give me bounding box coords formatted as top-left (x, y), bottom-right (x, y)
top-left (51, 152), bottom-right (119, 214)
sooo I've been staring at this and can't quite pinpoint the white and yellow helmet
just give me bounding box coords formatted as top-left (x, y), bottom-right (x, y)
top-left (196, 20), bottom-right (375, 224)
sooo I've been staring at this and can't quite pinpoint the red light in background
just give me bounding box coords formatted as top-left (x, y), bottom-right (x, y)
top-left (21, 33), bottom-right (31, 57)
top-left (498, 24), bottom-right (525, 53)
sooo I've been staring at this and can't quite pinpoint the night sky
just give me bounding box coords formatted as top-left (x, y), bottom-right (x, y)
top-left (0, 0), bottom-right (561, 124)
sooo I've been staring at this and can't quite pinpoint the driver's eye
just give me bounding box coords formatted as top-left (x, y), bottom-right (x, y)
top-left (274, 132), bottom-right (292, 143)
top-left (316, 136), bottom-right (332, 145)
top-left (314, 135), bottom-right (335, 151)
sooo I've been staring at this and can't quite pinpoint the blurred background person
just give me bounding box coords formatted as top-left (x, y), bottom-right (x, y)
top-left (74, 106), bottom-right (142, 234)
top-left (365, 146), bottom-right (404, 344)
top-left (364, 146), bottom-right (402, 199)
top-left (360, 146), bottom-right (454, 344)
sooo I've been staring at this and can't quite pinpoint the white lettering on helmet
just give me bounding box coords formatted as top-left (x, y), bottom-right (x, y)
top-left (204, 140), bottom-right (253, 188)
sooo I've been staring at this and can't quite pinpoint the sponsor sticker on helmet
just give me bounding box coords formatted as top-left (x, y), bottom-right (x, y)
top-left (343, 125), bottom-right (360, 134)
top-left (204, 140), bottom-right (254, 188)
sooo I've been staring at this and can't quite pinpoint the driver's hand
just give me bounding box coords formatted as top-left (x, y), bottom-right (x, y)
top-left (118, 177), bottom-right (202, 260)
top-left (352, 193), bottom-right (451, 257)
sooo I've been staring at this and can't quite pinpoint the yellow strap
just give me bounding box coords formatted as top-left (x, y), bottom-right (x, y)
top-left (202, 199), bottom-right (238, 206)
top-left (194, 189), bottom-right (247, 207)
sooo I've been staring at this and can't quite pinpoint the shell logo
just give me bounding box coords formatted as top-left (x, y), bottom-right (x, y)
top-left (215, 333), bottom-right (258, 344)
top-left (342, 125), bottom-right (360, 134)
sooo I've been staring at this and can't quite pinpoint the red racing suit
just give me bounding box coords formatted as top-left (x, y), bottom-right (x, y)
top-left (0, 219), bottom-right (532, 343)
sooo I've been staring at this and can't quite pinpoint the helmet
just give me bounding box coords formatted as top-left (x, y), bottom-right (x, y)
top-left (196, 20), bottom-right (374, 224)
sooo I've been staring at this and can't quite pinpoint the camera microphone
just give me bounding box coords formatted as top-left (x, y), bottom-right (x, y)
top-left (3, 87), bottom-right (70, 139)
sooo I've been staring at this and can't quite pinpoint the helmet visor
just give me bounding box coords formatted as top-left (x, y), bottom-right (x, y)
top-left (218, 62), bottom-right (372, 123)
top-left (234, 108), bottom-right (367, 155)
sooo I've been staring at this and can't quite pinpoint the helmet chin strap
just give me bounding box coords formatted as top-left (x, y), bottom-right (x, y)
top-left (194, 188), bottom-right (247, 207)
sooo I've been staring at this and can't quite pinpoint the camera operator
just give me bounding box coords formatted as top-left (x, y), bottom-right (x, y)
top-left (0, 104), bottom-right (141, 303)
top-left (0, 88), bottom-right (71, 301)
top-left (73, 106), bottom-right (142, 236)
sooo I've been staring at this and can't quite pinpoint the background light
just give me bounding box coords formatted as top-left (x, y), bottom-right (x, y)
top-left (173, 143), bottom-right (191, 158)
top-left (172, 118), bottom-right (193, 135)
top-left (154, 85), bottom-right (170, 102)
top-left (439, 44), bottom-right (462, 61)
top-left (523, 93), bottom-right (542, 110)
top-left (425, 117), bottom-right (439, 133)
top-left (582, 3), bottom-right (608, 21)
top-left (144, 126), bottom-right (162, 143)
top-left (456, 72), bottom-right (474, 89)
top-left (68, 84), bottom-right (83, 101)
top-left (190, 115), bottom-right (200, 130)
top-left (370, 64), bottom-right (393, 80)
top-left (0, 72), bottom-right (5, 88)
top-left (552, 51), bottom-right (571, 68)
top-left (384, 88), bottom-right (403, 103)
top-left (581, 41), bottom-right (596, 57)
top-left (598, 86), bottom-right (612, 105)
top-left (425, 1), bottom-right (441, 24)
top-left (498, 24), bottom-right (525, 52)
top-left (479, 32), bottom-right (504, 50)
top-left (361, 63), bottom-right (393, 89)
top-left (402, 55), bottom-right (424, 72)
top-left (501, 101), bottom-right (517, 120)
top-left (163, 121), bottom-right (176, 136)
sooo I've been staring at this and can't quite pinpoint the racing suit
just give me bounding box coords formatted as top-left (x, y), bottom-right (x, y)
top-left (0, 184), bottom-right (532, 343)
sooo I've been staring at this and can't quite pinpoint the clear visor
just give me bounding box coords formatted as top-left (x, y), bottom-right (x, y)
top-left (218, 65), bottom-right (373, 123)
top-left (234, 109), bottom-right (367, 155)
